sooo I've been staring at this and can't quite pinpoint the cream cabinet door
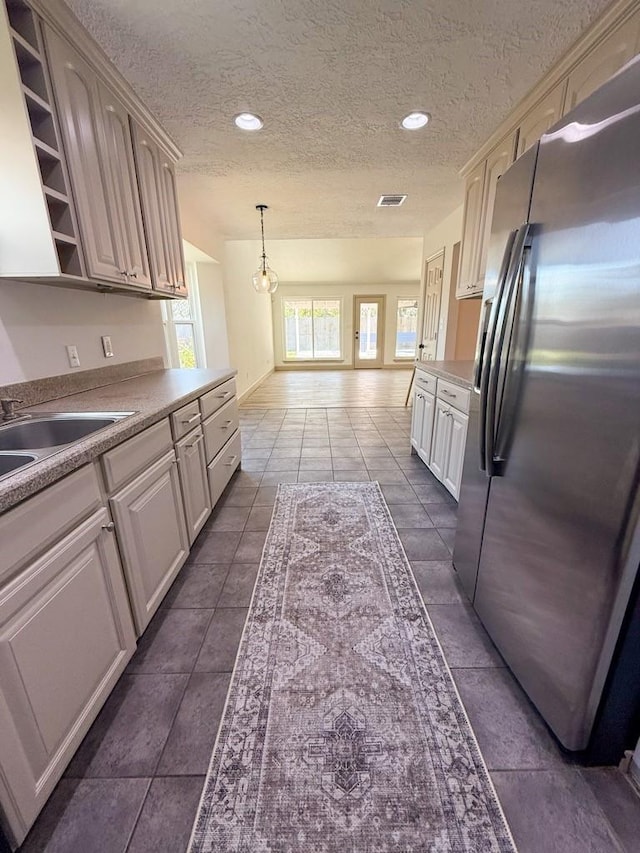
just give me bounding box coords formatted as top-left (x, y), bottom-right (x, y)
top-left (442, 407), bottom-right (468, 500)
top-left (476, 132), bottom-right (517, 292)
top-left (429, 400), bottom-right (452, 481)
top-left (456, 161), bottom-right (486, 298)
top-left (160, 155), bottom-right (188, 295)
top-left (417, 390), bottom-right (436, 465)
top-left (130, 120), bottom-right (174, 294)
top-left (563, 12), bottom-right (640, 114)
top-left (176, 427), bottom-right (212, 544)
top-left (96, 81), bottom-right (151, 288)
top-left (411, 387), bottom-right (426, 452)
top-left (110, 449), bottom-right (189, 634)
top-left (45, 26), bottom-right (125, 283)
top-left (0, 509), bottom-right (135, 847)
top-left (516, 82), bottom-right (566, 158)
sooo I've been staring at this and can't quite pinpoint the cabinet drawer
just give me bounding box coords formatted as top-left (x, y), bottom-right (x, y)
top-left (171, 400), bottom-right (202, 441)
top-left (207, 431), bottom-right (241, 507)
top-left (102, 419), bottom-right (172, 493)
top-left (0, 465), bottom-right (103, 585)
top-left (200, 378), bottom-right (236, 419)
top-left (437, 379), bottom-right (470, 414)
top-left (415, 371), bottom-right (437, 395)
top-left (202, 398), bottom-right (240, 464)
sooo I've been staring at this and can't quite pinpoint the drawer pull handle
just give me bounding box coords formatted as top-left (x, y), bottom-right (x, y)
top-left (221, 420), bottom-right (233, 429)
top-left (182, 413), bottom-right (201, 424)
top-left (224, 455), bottom-right (238, 466)
top-left (186, 435), bottom-right (203, 449)
top-left (441, 389), bottom-right (457, 398)
top-left (102, 522), bottom-right (115, 532)
top-left (217, 391), bottom-right (232, 399)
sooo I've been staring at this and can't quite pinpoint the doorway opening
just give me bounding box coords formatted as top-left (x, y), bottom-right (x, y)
top-left (353, 295), bottom-right (385, 368)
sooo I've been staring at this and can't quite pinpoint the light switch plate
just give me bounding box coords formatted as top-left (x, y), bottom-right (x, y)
top-left (66, 345), bottom-right (80, 368)
top-left (101, 335), bottom-right (114, 358)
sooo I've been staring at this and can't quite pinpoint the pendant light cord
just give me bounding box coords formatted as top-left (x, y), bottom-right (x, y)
top-left (259, 207), bottom-right (267, 271)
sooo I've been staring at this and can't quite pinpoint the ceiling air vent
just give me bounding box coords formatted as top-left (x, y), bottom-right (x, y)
top-left (377, 194), bottom-right (407, 207)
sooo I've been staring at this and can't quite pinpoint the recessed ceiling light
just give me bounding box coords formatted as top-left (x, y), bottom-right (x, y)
top-left (401, 111), bottom-right (430, 130)
top-left (234, 112), bottom-right (264, 131)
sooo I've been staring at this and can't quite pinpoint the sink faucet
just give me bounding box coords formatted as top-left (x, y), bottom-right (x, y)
top-left (0, 398), bottom-right (30, 422)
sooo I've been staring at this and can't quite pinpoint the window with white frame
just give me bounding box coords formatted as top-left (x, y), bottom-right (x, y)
top-left (283, 299), bottom-right (342, 360)
top-left (395, 298), bottom-right (418, 358)
top-left (162, 262), bottom-right (206, 368)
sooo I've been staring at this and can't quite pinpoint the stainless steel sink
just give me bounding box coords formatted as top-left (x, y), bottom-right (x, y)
top-left (0, 453), bottom-right (37, 477)
top-left (0, 412), bottom-right (134, 482)
top-left (0, 416), bottom-right (120, 450)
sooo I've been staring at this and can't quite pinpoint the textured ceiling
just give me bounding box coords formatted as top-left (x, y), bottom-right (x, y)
top-left (65, 0), bottom-right (611, 240)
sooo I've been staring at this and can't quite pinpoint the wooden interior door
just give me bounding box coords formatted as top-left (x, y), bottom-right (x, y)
top-left (420, 251), bottom-right (444, 361)
top-left (354, 296), bottom-right (384, 368)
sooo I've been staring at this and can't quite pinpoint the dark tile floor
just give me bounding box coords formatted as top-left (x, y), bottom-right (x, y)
top-left (18, 406), bottom-right (640, 852)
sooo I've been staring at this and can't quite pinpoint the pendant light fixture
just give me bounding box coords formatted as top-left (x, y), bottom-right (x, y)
top-left (252, 204), bottom-right (278, 294)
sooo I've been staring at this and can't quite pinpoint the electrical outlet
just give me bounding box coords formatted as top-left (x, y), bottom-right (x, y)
top-left (101, 335), bottom-right (114, 358)
top-left (66, 345), bottom-right (80, 368)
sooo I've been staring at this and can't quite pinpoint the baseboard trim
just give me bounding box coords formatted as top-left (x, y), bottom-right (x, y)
top-left (274, 364), bottom-right (413, 372)
top-left (237, 367), bottom-right (275, 404)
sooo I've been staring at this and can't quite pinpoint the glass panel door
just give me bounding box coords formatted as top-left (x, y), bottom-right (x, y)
top-left (354, 296), bottom-right (384, 368)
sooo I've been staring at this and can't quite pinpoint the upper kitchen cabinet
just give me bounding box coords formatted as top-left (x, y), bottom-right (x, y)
top-left (474, 132), bottom-right (517, 297)
top-left (563, 10), bottom-right (640, 114)
top-left (456, 131), bottom-right (516, 300)
top-left (0, 0), bottom-right (84, 280)
top-left (0, 0), bottom-right (186, 299)
top-left (45, 27), bottom-right (151, 290)
top-left (131, 121), bottom-right (187, 296)
top-left (515, 83), bottom-right (566, 158)
top-left (456, 0), bottom-right (639, 303)
top-left (456, 161), bottom-right (486, 299)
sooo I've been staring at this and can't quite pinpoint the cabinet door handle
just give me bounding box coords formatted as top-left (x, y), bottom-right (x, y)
top-left (186, 435), bottom-right (203, 449)
top-left (128, 271), bottom-right (138, 279)
top-left (102, 522), bottom-right (115, 532)
top-left (182, 413), bottom-right (201, 424)
top-left (221, 419), bottom-right (233, 429)
top-left (224, 455), bottom-right (238, 466)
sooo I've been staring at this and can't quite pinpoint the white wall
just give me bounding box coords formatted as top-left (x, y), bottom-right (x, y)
top-left (223, 241), bottom-right (275, 399)
top-left (194, 261), bottom-right (230, 369)
top-left (0, 279), bottom-right (165, 384)
top-left (272, 282), bottom-right (419, 368)
top-left (419, 205), bottom-right (464, 360)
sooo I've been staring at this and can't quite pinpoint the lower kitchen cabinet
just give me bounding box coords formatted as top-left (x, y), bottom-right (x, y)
top-left (110, 449), bottom-right (189, 634)
top-left (411, 386), bottom-right (436, 466)
top-left (430, 400), bottom-right (468, 500)
top-left (0, 508), bottom-right (136, 845)
top-left (176, 426), bottom-right (211, 544)
top-left (410, 370), bottom-right (470, 501)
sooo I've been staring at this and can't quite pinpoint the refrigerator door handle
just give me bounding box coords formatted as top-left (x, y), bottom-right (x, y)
top-left (478, 228), bottom-right (518, 472)
top-left (494, 228), bottom-right (535, 468)
top-left (485, 223), bottom-right (530, 477)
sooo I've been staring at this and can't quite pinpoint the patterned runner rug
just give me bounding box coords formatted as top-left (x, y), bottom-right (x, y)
top-left (189, 482), bottom-right (516, 852)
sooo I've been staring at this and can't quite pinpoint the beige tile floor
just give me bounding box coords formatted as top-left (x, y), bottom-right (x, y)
top-left (240, 368), bottom-right (415, 408)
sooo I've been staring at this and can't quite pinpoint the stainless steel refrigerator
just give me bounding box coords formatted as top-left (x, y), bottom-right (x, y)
top-left (453, 55), bottom-right (640, 760)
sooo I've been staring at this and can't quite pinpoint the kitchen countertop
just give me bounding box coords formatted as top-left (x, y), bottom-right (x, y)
top-left (0, 367), bottom-right (236, 514)
top-left (414, 360), bottom-right (475, 389)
